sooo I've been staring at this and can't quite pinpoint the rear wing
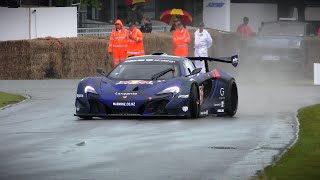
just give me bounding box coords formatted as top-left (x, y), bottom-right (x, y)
top-left (187, 55), bottom-right (238, 72)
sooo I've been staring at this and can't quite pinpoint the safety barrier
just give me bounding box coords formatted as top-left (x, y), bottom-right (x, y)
top-left (77, 25), bottom-right (167, 37)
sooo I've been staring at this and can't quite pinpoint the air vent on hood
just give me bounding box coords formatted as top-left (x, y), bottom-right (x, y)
top-left (133, 86), bottom-right (139, 91)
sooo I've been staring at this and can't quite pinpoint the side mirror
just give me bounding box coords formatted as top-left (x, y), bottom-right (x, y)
top-left (96, 68), bottom-right (106, 76)
top-left (191, 68), bottom-right (202, 75)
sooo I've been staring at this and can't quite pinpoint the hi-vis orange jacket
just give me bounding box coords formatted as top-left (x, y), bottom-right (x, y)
top-left (108, 20), bottom-right (129, 67)
top-left (173, 27), bottom-right (191, 56)
top-left (127, 27), bottom-right (145, 56)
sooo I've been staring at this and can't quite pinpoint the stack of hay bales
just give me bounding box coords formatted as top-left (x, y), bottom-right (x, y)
top-left (0, 30), bottom-right (240, 80)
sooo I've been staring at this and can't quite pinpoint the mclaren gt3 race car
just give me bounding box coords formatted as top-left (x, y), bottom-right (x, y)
top-left (75, 53), bottom-right (238, 119)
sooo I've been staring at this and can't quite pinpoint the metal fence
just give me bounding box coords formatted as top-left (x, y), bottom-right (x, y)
top-left (77, 26), bottom-right (167, 37)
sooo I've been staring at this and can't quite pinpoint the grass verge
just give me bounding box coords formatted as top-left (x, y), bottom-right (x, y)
top-left (0, 91), bottom-right (26, 108)
top-left (255, 104), bottom-right (320, 180)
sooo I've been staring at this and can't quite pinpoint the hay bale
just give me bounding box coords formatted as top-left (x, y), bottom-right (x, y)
top-left (29, 39), bottom-right (62, 79)
top-left (0, 40), bottom-right (32, 79)
top-left (61, 38), bottom-right (110, 78)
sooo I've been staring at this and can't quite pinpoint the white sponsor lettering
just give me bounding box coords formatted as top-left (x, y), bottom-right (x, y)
top-left (182, 106), bottom-right (188, 112)
top-left (214, 103), bottom-right (221, 107)
top-left (76, 94), bottom-right (84, 98)
top-left (217, 109), bottom-right (224, 113)
top-left (220, 88), bottom-right (225, 96)
top-left (115, 92), bottom-right (138, 96)
top-left (200, 110), bottom-right (209, 115)
top-left (221, 101), bottom-right (225, 108)
top-left (112, 102), bottom-right (136, 107)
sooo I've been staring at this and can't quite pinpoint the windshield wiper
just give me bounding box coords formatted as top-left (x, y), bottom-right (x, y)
top-left (151, 68), bottom-right (174, 80)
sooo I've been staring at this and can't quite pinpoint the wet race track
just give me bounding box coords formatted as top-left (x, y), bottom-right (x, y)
top-left (0, 78), bottom-right (319, 180)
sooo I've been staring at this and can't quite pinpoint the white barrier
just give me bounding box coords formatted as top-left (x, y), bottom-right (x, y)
top-left (314, 63), bottom-right (320, 85)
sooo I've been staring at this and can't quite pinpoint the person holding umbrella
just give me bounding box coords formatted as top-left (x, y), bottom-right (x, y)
top-left (194, 22), bottom-right (212, 73)
top-left (172, 18), bottom-right (190, 57)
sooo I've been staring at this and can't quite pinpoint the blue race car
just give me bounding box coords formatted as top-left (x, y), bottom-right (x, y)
top-left (74, 53), bottom-right (238, 119)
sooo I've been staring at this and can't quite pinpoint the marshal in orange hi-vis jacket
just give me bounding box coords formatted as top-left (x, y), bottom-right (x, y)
top-left (173, 23), bottom-right (191, 57)
top-left (108, 19), bottom-right (129, 67)
top-left (127, 23), bottom-right (145, 57)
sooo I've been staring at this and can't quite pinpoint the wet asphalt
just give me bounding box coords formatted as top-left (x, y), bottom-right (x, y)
top-left (0, 79), bottom-right (319, 180)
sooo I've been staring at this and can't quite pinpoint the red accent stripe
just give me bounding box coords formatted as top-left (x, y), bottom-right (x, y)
top-left (212, 69), bottom-right (221, 79)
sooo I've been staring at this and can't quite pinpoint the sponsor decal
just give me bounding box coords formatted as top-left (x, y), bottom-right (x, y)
top-left (178, 95), bottom-right (189, 98)
top-left (200, 110), bottom-right (209, 115)
top-left (221, 101), bottom-right (225, 108)
top-left (206, 1), bottom-right (225, 8)
top-left (126, 59), bottom-right (175, 63)
top-left (76, 94), bottom-right (84, 98)
top-left (219, 97), bottom-right (225, 100)
top-left (217, 109), bottom-right (224, 113)
top-left (113, 102), bottom-right (136, 107)
top-left (182, 106), bottom-right (188, 112)
top-left (214, 101), bottom-right (224, 107)
top-left (220, 88), bottom-right (225, 96)
top-left (116, 80), bottom-right (153, 85)
top-left (123, 96), bottom-right (127, 99)
top-left (115, 92), bottom-right (138, 96)
top-left (214, 103), bottom-right (221, 107)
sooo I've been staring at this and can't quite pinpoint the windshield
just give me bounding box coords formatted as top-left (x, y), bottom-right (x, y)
top-left (108, 59), bottom-right (180, 80)
top-left (260, 22), bottom-right (305, 36)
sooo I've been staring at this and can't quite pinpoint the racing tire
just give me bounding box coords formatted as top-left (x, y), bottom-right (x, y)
top-left (224, 79), bottom-right (238, 117)
top-left (189, 84), bottom-right (200, 119)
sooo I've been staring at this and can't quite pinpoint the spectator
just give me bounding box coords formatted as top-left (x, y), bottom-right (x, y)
top-left (236, 17), bottom-right (253, 38)
top-left (108, 19), bottom-right (129, 67)
top-left (127, 22), bottom-right (145, 57)
top-left (136, 6), bottom-right (144, 25)
top-left (172, 19), bottom-right (190, 56)
top-left (170, 23), bottom-right (176, 32)
top-left (194, 22), bottom-right (213, 73)
top-left (127, 4), bottom-right (139, 25)
top-left (140, 16), bottom-right (152, 33)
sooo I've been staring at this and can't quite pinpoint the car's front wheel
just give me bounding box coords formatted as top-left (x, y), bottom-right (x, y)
top-left (189, 84), bottom-right (200, 118)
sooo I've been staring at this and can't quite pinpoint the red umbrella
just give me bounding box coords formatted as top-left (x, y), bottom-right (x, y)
top-left (160, 8), bottom-right (192, 25)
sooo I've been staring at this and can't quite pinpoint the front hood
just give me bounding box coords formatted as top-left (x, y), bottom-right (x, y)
top-left (247, 36), bottom-right (303, 49)
top-left (99, 78), bottom-right (182, 107)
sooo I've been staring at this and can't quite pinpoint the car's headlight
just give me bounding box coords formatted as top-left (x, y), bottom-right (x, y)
top-left (157, 86), bottom-right (180, 95)
top-left (84, 86), bottom-right (98, 94)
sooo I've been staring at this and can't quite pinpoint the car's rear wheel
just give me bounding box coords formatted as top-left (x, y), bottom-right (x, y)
top-left (189, 84), bottom-right (200, 118)
top-left (225, 79), bottom-right (238, 117)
